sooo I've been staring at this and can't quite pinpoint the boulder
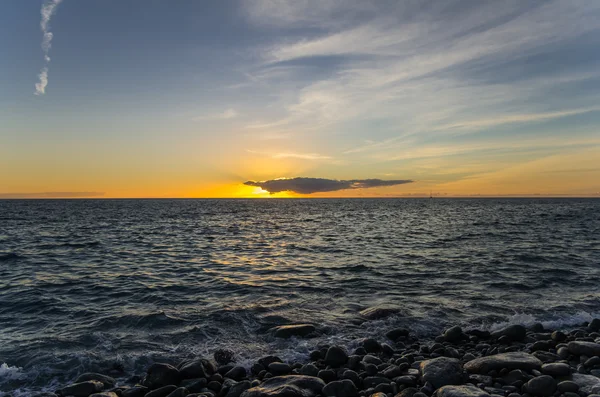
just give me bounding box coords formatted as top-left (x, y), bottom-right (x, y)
top-left (540, 363), bottom-right (570, 377)
top-left (271, 324), bottom-right (316, 339)
top-left (419, 357), bottom-right (463, 389)
top-left (74, 373), bottom-right (116, 389)
top-left (240, 375), bottom-right (325, 397)
top-left (464, 352), bottom-right (542, 373)
top-left (179, 359), bottom-right (216, 380)
top-left (324, 346), bottom-right (348, 367)
top-left (59, 381), bottom-right (104, 397)
top-left (225, 366), bottom-right (247, 381)
top-left (386, 328), bottom-right (410, 341)
top-left (359, 306), bottom-right (401, 320)
top-left (226, 381), bottom-right (252, 397)
top-left (567, 341), bottom-right (600, 357)
top-left (444, 326), bottom-right (465, 343)
top-left (491, 325), bottom-right (527, 342)
top-left (570, 374), bottom-right (600, 394)
top-left (322, 379), bottom-right (358, 397)
top-left (435, 385), bottom-right (490, 397)
top-left (526, 375), bottom-right (556, 397)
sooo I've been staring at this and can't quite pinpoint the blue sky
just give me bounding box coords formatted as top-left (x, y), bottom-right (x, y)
top-left (1, 0), bottom-right (600, 197)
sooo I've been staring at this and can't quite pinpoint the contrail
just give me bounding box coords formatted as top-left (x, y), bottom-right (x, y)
top-left (35, 0), bottom-right (63, 95)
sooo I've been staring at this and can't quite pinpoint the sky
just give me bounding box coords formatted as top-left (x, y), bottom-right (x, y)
top-left (1, 0), bottom-right (600, 198)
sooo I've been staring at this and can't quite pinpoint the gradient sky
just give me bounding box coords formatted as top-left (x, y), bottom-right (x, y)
top-left (1, 0), bottom-right (600, 198)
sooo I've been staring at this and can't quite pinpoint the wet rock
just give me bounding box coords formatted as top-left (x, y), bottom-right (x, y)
top-left (145, 385), bottom-right (178, 397)
top-left (363, 376), bottom-right (390, 388)
top-left (226, 381), bottom-right (252, 397)
top-left (557, 381), bottom-right (579, 393)
top-left (525, 375), bottom-right (556, 396)
top-left (59, 380), bottom-right (104, 397)
top-left (89, 393), bottom-right (118, 397)
top-left (179, 359), bottom-right (216, 380)
top-left (341, 370), bottom-right (360, 386)
top-left (363, 355), bottom-right (383, 365)
top-left (121, 386), bottom-right (149, 397)
top-left (325, 346), bottom-right (348, 367)
top-left (166, 387), bottom-right (190, 397)
top-left (540, 363), bottom-right (570, 377)
top-left (268, 362), bottom-right (292, 376)
top-left (590, 319), bottom-right (600, 332)
top-left (215, 349), bottom-right (236, 365)
top-left (419, 357), bottom-right (463, 389)
top-left (386, 328), bottom-right (410, 341)
top-left (359, 306), bottom-right (401, 320)
top-left (317, 369), bottom-right (336, 383)
top-left (299, 364), bottom-right (319, 377)
top-left (382, 365), bottom-right (403, 379)
top-left (584, 356), bottom-right (600, 367)
top-left (532, 351), bottom-right (560, 363)
top-left (180, 378), bottom-right (207, 393)
top-left (444, 326), bottom-right (465, 343)
top-left (568, 341), bottom-right (600, 357)
top-left (551, 331), bottom-right (567, 342)
top-left (240, 375), bottom-right (325, 397)
top-left (322, 379), bottom-right (358, 397)
top-left (491, 325), bottom-right (527, 342)
top-left (74, 373), bottom-right (116, 389)
top-left (225, 366), bottom-right (247, 381)
top-left (435, 384), bottom-right (491, 397)
top-left (464, 352), bottom-right (542, 373)
top-left (362, 338), bottom-right (382, 353)
top-left (259, 356), bottom-right (283, 368)
top-left (397, 387), bottom-right (419, 397)
top-left (570, 374), bottom-right (600, 394)
top-left (271, 324), bottom-right (316, 339)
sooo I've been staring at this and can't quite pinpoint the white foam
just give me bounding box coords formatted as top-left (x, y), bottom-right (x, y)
top-left (0, 363), bottom-right (25, 381)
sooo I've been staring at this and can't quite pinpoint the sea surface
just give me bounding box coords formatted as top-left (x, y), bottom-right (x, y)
top-left (1, 198), bottom-right (599, 394)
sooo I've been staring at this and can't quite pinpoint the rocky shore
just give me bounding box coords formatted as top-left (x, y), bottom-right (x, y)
top-left (25, 319), bottom-right (600, 397)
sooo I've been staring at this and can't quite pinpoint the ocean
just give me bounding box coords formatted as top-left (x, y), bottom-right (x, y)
top-left (0, 198), bottom-right (599, 394)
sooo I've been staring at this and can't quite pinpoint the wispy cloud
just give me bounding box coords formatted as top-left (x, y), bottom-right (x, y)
top-left (35, 0), bottom-right (63, 95)
top-left (193, 108), bottom-right (239, 121)
top-left (247, 149), bottom-right (331, 160)
top-left (244, 177), bottom-right (413, 194)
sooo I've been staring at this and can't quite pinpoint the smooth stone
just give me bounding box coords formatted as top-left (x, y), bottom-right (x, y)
top-left (121, 386), bottom-right (149, 397)
top-left (491, 325), bottom-right (527, 342)
top-left (532, 351), bottom-right (560, 363)
top-left (226, 381), bottom-right (252, 397)
top-left (525, 375), bottom-right (556, 396)
top-left (363, 377), bottom-right (390, 388)
top-left (370, 393), bottom-right (387, 397)
top-left (179, 359), bottom-right (216, 380)
top-left (568, 341), bottom-right (600, 357)
top-left (585, 356), bottom-right (600, 367)
top-left (225, 366), bottom-right (247, 381)
top-left (325, 346), bottom-right (348, 367)
top-left (464, 352), bottom-right (542, 373)
top-left (166, 388), bottom-right (190, 397)
top-left (341, 370), bottom-right (360, 386)
top-left (271, 324), bottom-right (316, 339)
top-left (322, 379), bottom-right (358, 397)
top-left (551, 331), bottom-right (567, 342)
top-left (540, 363), bottom-right (570, 377)
top-left (359, 306), bottom-right (401, 320)
top-left (299, 364), bottom-right (319, 377)
top-left (419, 357), bottom-right (463, 389)
top-left (59, 381), bottom-right (104, 397)
top-left (382, 365), bottom-right (403, 379)
top-left (89, 393), bottom-right (118, 397)
top-left (435, 385), bottom-right (491, 397)
top-left (145, 385), bottom-right (178, 397)
top-left (214, 348), bottom-right (236, 365)
top-left (317, 369), bottom-right (336, 384)
top-left (144, 363), bottom-right (181, 389)
top-left (258, 356), bottom-right (282, 368)
top-left (444, 326), bottom-right (465, 343)
top-left (570, 373), bottom-right (600, 394)
top-left (268, 362), bottom-right (292, 375)
top-left (386, 328), bottom-right (410, 341)
top-left (590, 319), bottom-right (600, 331)
top-left (362, 338), bottom-right (382, 353)
top-left (240, 375), bottom-right (325, 397)
top-left (181, 379), bottom-right (207, 393)
top-left (75, 373), bottom-right (116, 389)
top-left (557, 381), bottom-right (579, 393)
top-left (363, 355), bottom-right (383, 365)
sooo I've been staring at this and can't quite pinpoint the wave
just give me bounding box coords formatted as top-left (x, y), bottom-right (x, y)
top-left (0, 252), bottom-right (21, 262)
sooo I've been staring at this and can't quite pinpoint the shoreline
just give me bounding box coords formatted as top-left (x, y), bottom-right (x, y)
top-left (11, 320), bottom-right (600, 397)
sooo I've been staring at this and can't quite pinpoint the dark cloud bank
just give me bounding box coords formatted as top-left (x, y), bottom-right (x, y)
top-left (244, 177), bottom-right (413, 194)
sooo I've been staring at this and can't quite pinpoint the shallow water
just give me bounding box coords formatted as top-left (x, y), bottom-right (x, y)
top-left (0, 198), bottom-right (599, 393)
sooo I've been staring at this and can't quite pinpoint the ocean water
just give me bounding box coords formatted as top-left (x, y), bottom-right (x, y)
top-left (0, 198), bottom-right (599, 393)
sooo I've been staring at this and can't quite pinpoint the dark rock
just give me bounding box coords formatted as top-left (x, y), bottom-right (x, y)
top-left (570, 374), bottom-right (600, 394)
top-left (419, 357), bottom-right (463, 389)
top-left (557, 381), bottom-right (579, 393)
top-left (145, 385), bottom-right (178, 397)
top-left (166, 387), bottom-right (190, 397)
top-left (435, 385), bottom-right (490, 397)
top-left (214, 349), bottom-right (236, 365)
top-left (584, 356), bottom-right (600, 367)
top-left (74, 373), bottom-right (116, 389)
top-left (444, 326), bottom-right (465, 343)
top-left (324, 346), bottom-right (348, 367)
top-left (59, 381), bottom-right (104, 397)
top-left (219, 365), bottom-right (235, 376)
top-left (225, 367), bottom-right (247, 381)
top-left (491, 325), bottom-right (527, 342)
top-left (525, 375), bottom-right (556, 396)
top-left (226, 381), bottom-right (252, 397)
top-left (551, 331), bottom-right (567, 342)
top-left (464, 352), bottom-right (542, 373)
top-left (317, 369), bottom-right (336, 383)
top-left (180, 359), bottom-right (216, 380)
top-left (469, 375), bottom-right (493, 387)
top-left (568, 341), bottom-right (600, 357)
top-left (271, 324), bottom-right (316, 339)
top-left (363, 355), bottom-right (383, 365)
top-left (382, 365), bottom-right (403, 379)
top-left (362, 338), bottom-right (382, 353)
top-left (299, 364), bottom-right (319, 377)
top-left (394, 375), bottom-right (417, 386)
top-left (359, 306), bottom-right (401, 320)
top-left (251, 364), bottom-right (266, 376)
top-left (268, 363), bottom-right (292, 376)
top-left (207, 381), bottom-right (222, 392)
top-left (322, 379), bottom-right (358, 397)
top-left (590, 319), bottom-right (600, 332)
top-left (531, 351), bottom-right (560, 363)
top-left (540, 363), bottom-right (570, 377)
top-left (386, 328), bottom-right (410, 341)
top-left (466, 330), bottom-right (491, 340)
top-left (259, 356), bottom-right (283, 368)
top-left (370, 393), bottom-right (387, 397)
top-left (341, 370), bottom-right (360, 386)
top-left (363, 376), bottom-right (390, 388)
top-left (121, 386), bottom-right (149, 397)
top-left (397, 387), bottom-right (419, 397)
top-left (240, 375), bottom-right (325, 397)
top-left (181, 378), bottom-right (207, 393)
top-left (89, 393), bottom-right (118, 397)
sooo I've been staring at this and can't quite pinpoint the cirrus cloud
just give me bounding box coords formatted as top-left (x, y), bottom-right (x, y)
top-left (244, 177), bottom-right (413, 194)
